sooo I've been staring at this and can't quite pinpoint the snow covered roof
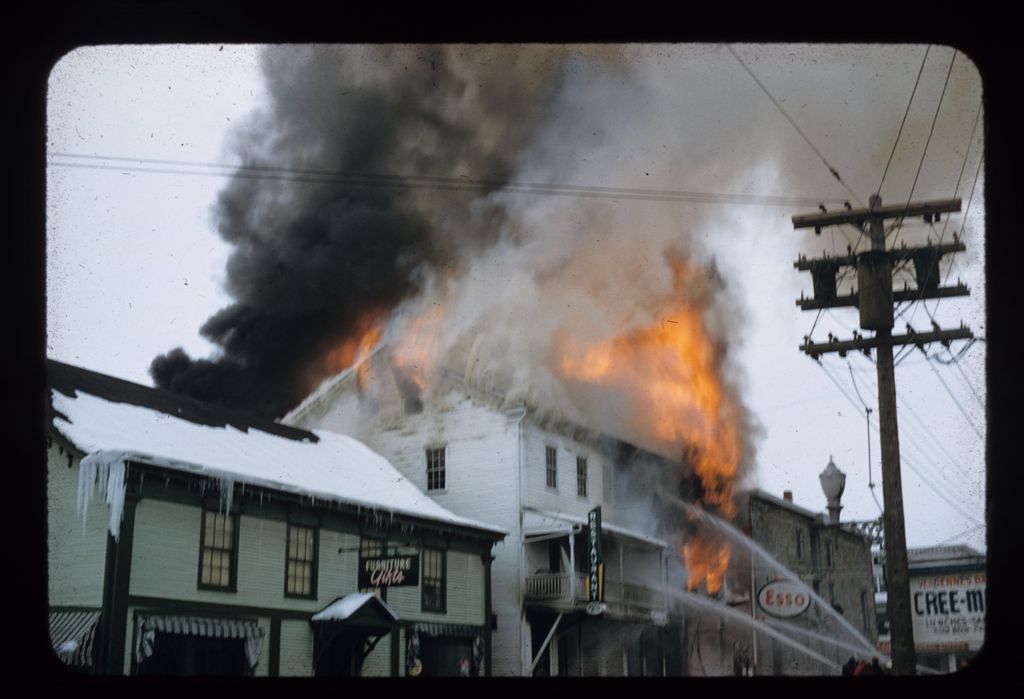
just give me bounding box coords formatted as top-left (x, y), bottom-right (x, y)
top-left (311, 593), bottom-right (397, 623)
top-left (48, 360), bottom-right (506, 540)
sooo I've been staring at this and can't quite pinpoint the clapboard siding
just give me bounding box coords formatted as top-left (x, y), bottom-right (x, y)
top-left (47, 443), bottom-right (108, 607)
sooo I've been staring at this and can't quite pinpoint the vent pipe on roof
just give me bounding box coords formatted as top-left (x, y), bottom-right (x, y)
top-left (783, 490), bottom-right (793, 502)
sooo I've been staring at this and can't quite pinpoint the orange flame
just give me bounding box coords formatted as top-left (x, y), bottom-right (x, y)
top-left (680, 531), bottom-right (731, 594)
top-left (554, 254), bottom-right (741, 593)
top-left (392, 303), bottom-right (447, 390)
top-left (323, 311), bottom-right (385, 386)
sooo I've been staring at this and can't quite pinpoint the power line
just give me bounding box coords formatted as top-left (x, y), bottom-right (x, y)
top-left (849, 355), bottom-right (980, 494)
top-left (890, 49), bottom-right (958, 248)
top-left (935, 522), bottom-right (985, 547)
top-left (950, 353), bottom-right (985, 409)
top-left (924, 354), bottom-right (983, 439)
top-left (816, 361), bottom-right (982, 525)
top-left (878, 45), bottom-right (931, 196)
top-left (724, 45), bottom-right (864, 207)
top-left (47, 152), bottom-right (850, 208)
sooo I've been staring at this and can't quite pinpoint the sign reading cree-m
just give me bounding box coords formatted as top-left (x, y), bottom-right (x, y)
top-left (587, 506), bottom-right (604, 603)
top-left (358, 554), bottom-right (420, 588)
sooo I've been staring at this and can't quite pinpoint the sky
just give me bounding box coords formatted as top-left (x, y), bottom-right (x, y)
top-left (45, 44), bottom-right (986, 554)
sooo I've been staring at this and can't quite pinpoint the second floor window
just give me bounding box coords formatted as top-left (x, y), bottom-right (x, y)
top-left (426, 447), bottom-right (446, 491)
top-left (546, 446), bottom-right (558, 489)
top-left (826, 540), bottom-right (835, 568)
top-left (199, 509), bottom-right (236, 590)
top-left (285, 524), bottom-right (317, 598)
top-left (576, 457), bottom-right (588, 497)
top-left (422, 548), bottom-right (446, 613)
top-left (795, 529), bottom-right (804, 561)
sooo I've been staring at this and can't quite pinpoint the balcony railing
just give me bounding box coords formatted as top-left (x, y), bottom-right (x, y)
top-left (524, 573), bottom-right (667, 621)
top-left (525, 573), bottom-right (588, 601)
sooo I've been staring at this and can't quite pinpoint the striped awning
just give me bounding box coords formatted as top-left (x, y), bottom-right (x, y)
top-left (50, 610), bottom-right (101, 669)
top-left (135, 614), bottom-right (264, 670)
top-left (411, 622), bottom-right (483, 639)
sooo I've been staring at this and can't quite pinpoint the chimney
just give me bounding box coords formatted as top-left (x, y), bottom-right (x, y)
top-left (783, 490), bottom-right (793, 502)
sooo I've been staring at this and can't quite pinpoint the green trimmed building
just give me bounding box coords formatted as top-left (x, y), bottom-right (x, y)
top-left (46, 359), bottom-right (505, 676)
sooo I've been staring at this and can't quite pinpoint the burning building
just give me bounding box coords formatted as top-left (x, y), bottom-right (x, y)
top-left (148, 44), bottom-right (765, 676)
top-left (285, 349), bottom-right (690, 676)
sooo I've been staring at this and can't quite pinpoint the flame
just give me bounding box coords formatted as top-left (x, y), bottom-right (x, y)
top-left (680, 531), bottom-right (731, 594)
top-left (323, 311), bottom-right (385, 387)
top-left (554, 254), bottom-right (741, 593)
top-left (391, 303), bottom-right (447, 390)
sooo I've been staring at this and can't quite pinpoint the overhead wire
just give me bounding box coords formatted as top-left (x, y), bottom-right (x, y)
top-left (47, 152), bottom-right (850, 208)
top-left (849, 358), bottom-right (978, 496)
top-left (846, 362), bottom-right (883, 514)
top-left (916, 100), bottom-right (983, 324)
top-left (877, 45), bottom-right (931, 196)
top-left (816, 360), bottom-right (982, 525)
top-left (725, 45), bottom-right (864, 207)
top-left (924, 353), bottom-right (984, 439)
top-left (889, 49), bottom-right (958, 248)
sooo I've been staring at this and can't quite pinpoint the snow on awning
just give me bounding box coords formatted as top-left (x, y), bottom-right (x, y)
top-left (49, 609), bottom-right (100, 669)
top-left (307, 593), bottom-right (395, 626)
top-left (134, 614), bottom-right (264, 669)
top-left (311, 593), bottom-right (398, 633)
top-left (51, 388), bottom-right (506, 540)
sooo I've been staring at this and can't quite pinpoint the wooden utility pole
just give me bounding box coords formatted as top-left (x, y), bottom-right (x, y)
top-left (792, 194), bottom-right (973, 675)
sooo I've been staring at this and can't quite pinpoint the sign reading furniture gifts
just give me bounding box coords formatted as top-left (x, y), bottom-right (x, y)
top-left (359, 554), bottom-right (420, 588)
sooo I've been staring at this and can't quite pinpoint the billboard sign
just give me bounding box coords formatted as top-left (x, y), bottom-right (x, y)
top-left (909, 571), bottom-right (985, 652)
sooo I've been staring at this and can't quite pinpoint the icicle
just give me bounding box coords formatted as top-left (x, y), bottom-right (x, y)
top-left (217, 477), bottom-right (235, 516)
top-left (77, 452), bottom-right (127, 541)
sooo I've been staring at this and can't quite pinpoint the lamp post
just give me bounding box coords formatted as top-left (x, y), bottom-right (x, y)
top-left (819, 457), bottom-right (847, 525)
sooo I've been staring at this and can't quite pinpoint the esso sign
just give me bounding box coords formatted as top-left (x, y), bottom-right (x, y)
top-left (757, 580), bottom-right (811, 618)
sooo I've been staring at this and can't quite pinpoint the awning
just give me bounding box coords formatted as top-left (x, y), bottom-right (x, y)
top-left (49, 610), bottom-right (101, 669)
top-left (411, 622), bottom-right (483, 639)
top-left (134, 614), bottom-right (264, 670)
top-left (523, 509), bottom-right (667, 548)
top-left (406, 623), bottom-right (484, 676)
top-left (311, 593), bottom-right (398, 633)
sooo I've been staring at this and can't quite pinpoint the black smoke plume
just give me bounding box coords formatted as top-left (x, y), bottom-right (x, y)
top-left (151, 45), bottom-right (567, 417)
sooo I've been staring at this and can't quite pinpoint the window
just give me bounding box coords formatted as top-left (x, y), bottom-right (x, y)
top-left (360, 537), bottom-right (385, 598)
top-left (426, 447), bottom-right (446, 491)
top-left (545, 446), bottom-right (558, 489)
top-left (829, 582), bottom-right (836, 605)
top-left (795, 529), bottom-right (804, 561)
top-left (199, 509), bottom-right (236, 590)
top-left (422, 548), bottom-right (446, 613)
top-left (826, 540), bottom-right (834, 568)
top-left (285, 524), bottom-right (317, 598)
top-left (576, 456), bottom-right (588, 497)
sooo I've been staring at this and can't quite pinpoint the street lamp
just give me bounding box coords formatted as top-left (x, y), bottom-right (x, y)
top-left (819, 457), bottom-right (847, 525)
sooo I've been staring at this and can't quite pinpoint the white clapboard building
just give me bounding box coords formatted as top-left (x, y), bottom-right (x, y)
top-left (46, 359), bottom-right (505, 677)
top-left (285, 348), bottom-right (688, 676)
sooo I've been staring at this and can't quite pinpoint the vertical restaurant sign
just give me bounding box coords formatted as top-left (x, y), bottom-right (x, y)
top-left (358, 554), bottom-right (420, 588)
top-left (588, 506), bottom-right (604, 603)
top-left (909, 571), bottom-right (985, 652)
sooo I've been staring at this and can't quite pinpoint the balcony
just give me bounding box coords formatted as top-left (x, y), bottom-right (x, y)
top-left (524, 572), bottom-right (668, 625)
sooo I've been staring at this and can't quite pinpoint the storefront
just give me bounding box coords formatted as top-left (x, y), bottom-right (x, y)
top-left (405, 623), bottom-right (484, 677)
top-left (133, 613), bottom-right (264, 676)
